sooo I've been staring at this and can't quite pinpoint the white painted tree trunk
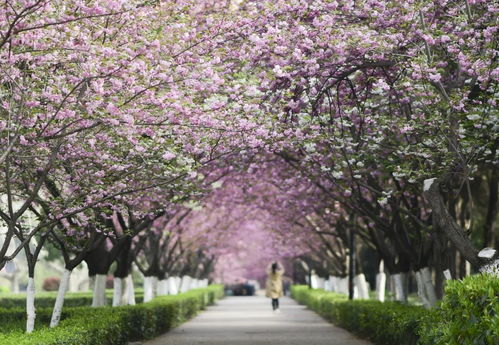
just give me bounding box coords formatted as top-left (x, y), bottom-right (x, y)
top-left (151, 276), bottom-right (158, 299)
top-left (317, 277), bottom-right (326, 289)
top-left (50, 269), bottom-right (71, 328)
top-left (330, 276), bottom-right (338, 292)
top-left (125, 275), bottom-right (136, 305)
top-left (143, 276), bottom-right (158, 302)
top-left (143, 277), bottom-right (152, 302)
top-left (328, 278), bottom-right (335, 292)
top-left (119, 276), bottom-right (129, 305)
top-left (334, 277), bottom-right (342, 294)
top-left (176, 276), bottom-right (182, 291)
top-left (26, 277), bottom-right (36, 333)
top-left (375, 272), bottom-right (387, 302)
top-left (354, 274), bottom-right (370, 299)
top-left (324, 279), bottom-right (331, 292)
top-left (91, 274), bottom-right (107, 307)
top-left (478, 248), bottom-right (499, 277)
top-left (375, 261), bottom-right (386, 302)
top-left (480, 259), bottom-right (499, 277)
top-left (310, 274), bottom-right (319, 289)
top-left (88, 276), bottom-right (95, 292)
top-left (421, 267), bottom-right (438, 307)
top-left (338, 277), bottom-right (349, 295)
top-left (200, 278), bottom-right (208, 288)
top-left (391, 273), bottom-right (408, 302)
top-left (190, 279), bottom-right (199, 290)
top-left (180, 276), bottom-right (192, 293)
top-left (112, 277), bottom-right (123, 307)
top-left (415, 270), bottom-right (430, 308)
top-left (158, 279), bottom-right (169, 296)
top-left (443, 269), bottom-right (452, 280)
top-left (168, 276), bottom-right (179, 295)
top-left (465, 260), bottom-right (471, 277)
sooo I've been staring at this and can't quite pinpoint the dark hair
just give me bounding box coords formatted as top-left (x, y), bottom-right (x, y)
top-left (271, 262), bottom-right (278, 274)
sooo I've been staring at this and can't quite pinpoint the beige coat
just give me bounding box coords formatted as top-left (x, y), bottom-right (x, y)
top-left (265, 268), bottom-right (284, 299)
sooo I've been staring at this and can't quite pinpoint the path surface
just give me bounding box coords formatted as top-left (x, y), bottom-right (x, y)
top-left (144, 296), bottom-right (372, 345)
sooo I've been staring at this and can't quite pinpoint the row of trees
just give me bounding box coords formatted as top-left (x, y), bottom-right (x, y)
top-left (0, 0), bottom-right (255, 333)
top-left (233, 0), bottom-right (498, 303)
top-left (173, 0), bottom-right (498, 305)
top-left (1, 0), bottom-right (497, 335)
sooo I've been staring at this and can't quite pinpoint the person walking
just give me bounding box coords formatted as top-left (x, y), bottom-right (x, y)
top-left (265, 262), bottom-right (284, 312)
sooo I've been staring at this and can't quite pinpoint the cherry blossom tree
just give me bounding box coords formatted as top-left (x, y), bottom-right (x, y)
top-left (228, 0), bottom-right (497, 275)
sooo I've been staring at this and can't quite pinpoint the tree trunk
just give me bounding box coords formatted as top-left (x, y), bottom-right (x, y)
top-left (391, 273), bottom-right (408, 303)
top-left (375, 261), bottom-right (386, 302)
top-left (180, 276), bottom-right (193, 293)
top-left (143, 276), bottom-right (158, 302)
top-left (478, 248), bottom-right (499, 277)
top-left (125, 275), bottom-right (136, 305)
top-left (91, 274), bottom-right (107, 307)
top-left (88, 276), bottom-right (95, 292)
top-left (432, 229), bottom-right (446, 299)
top-left (421, 267), bottom-right (438, 307)
top-left (449, 243), bottom-right (457, 280)
top-left (348, 228), bottom-right (356, 300)
top-left (26, 277), bottom-right (36, 333)
top-left (415, 270), bottom-right (429, 307)
top-left (330, 276), bottom-right (339, 293)
top-left (425, 179), bottom-right (480, 267)
top-left (50, 269), bottom-right (71, 328)
top-left (483, 168), bottom-right (498, 248)
top-left (158, 279), bottom-right (169, 296)
top-left (458, 252), bottom-right (467, 279)
top-left (112, 277), bottom-right (123, 307)
top-left (354, 273), bottom-right (370, 299)
top-left (168, 276), bottom-right (179, 295)
top-left (426, 178), bottom-right (499, 275)
top-left (310, 273), bottom-right (318, 289)
top-left (338, 277), bottom-right (349, 294)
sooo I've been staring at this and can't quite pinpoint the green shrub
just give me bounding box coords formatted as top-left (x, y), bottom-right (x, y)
top-left (0, 285), bottom-right (223, 345)
top-left (0, 290), bottom-right (145, 309)
top-left (418, 274), bottom-right (499, 345)
top-left (291, 285), bottom-right (424, 345)
top-left (293, 275), bottom-right (499, 345)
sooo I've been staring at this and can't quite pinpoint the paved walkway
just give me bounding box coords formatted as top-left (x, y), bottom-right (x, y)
top-left (144, 296), bottom-right (372, 345)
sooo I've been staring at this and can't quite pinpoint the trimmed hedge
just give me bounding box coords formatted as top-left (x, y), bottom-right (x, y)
top-left (292, 274), bottom-right (498, 345)
top-left (0, 290), bottom-right (144, 309)
top-left (0, 306), bottom-right (60, 334)
top-left (0, 285), bottom-right (223, 345)
top-left (291, 286), bottom-right (425, 345)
